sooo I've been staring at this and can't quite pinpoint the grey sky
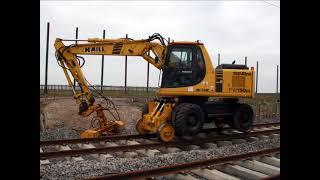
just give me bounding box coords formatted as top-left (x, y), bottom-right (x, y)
top-left (40, 1), bottom-right (280, 93)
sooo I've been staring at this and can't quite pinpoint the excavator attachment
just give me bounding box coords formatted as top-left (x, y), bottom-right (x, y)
top-left (136, 99), bottom-right (176, 142)
top-left (80, 120), bottom-right (124, 138)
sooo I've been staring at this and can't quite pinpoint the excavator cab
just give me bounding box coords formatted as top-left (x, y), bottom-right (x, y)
top-left (161, 43), bottom-right (206, 88)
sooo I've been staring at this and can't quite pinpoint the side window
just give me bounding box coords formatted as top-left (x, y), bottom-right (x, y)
top-left (168, 47), bottom-right (193, 70)
top-left (196, 48), bottom-right (205, 81)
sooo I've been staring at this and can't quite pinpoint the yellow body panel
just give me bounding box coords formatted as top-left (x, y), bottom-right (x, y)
top-left (157, 45), bottom-right (255, 98)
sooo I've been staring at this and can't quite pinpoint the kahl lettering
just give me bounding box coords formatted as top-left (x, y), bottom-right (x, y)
top-left (84, 47), bottom-right (105, 52)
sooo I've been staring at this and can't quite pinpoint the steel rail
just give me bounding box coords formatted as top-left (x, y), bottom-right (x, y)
top-left (40, 128), bottom-right (279, 159)
top-left (40, 122), bottom-right (280, 146)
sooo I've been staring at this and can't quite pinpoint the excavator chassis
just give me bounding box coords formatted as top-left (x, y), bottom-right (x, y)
top-left (137, 97), bottom-right (254, 142)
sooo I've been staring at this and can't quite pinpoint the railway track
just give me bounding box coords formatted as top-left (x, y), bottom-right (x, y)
top-left (87, 147), bottom-right (280, 180)
top-left (40, 122), bottom-right (279, 147)
top-left (40, 123), bottom-right (279, 159)
top-left (40, 122), bottom-right (280, 180)
top-left (40, 123), bottom-right (280, 146)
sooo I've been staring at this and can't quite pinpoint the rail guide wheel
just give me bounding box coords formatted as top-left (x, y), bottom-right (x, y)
top-left (158, 123), bottom-right (175, 142)
top-left (136, 118), bottom-right (148, 134)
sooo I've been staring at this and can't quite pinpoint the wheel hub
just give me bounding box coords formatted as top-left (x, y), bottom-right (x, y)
top-left (158, 123), bottom-right (175, 142)
top-left (188, 115), bottom-right (197, 126)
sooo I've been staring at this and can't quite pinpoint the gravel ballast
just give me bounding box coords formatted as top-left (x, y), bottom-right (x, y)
top-left (40, 137), bottom-right (280, 179)
top-left (40, 127), bottom-right (79, 141)
top-left (40, 118), bottom-right (279, 141)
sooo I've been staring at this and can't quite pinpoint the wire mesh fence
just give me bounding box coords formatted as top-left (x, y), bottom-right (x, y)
top-left (40, 84), bottom-right (159, 92)
top-left (40, 84), bottom-right (280, 120)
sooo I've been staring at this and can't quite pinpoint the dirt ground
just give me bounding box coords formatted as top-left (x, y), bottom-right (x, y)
top-left (40, 96), bottom-right (279, 139)
top-left (41, 97), bottom-right (145, 135)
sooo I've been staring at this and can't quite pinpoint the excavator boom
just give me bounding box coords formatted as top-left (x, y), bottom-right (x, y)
top-left (54, 33), bottom-right (168, 138)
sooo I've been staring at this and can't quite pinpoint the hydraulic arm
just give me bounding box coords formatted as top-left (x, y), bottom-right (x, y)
top-left (54, 33), bottom-right (167, 138)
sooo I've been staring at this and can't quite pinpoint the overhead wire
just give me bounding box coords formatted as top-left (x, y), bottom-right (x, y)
top-left (261, 0), bottom-right (280, 8)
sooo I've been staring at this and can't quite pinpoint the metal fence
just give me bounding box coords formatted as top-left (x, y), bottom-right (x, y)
top-left (254, 102), bottom-right (280, 121)
top-left (40, 84), bottom-right (159, 92)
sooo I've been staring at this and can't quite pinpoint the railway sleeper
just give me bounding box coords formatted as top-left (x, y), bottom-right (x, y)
top-left (191, 168), bottom-right (240, 180)
top-left (40, 148), bottom-right (50, 165)
top-left (215, 163), bottom-right (268, 180)
top-left (56, 145), bottom-right (84, 161)
top-left (234, 159), bottom-right (280, 176)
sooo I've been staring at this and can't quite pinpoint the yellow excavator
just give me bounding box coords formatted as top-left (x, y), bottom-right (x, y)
top-left (54, 33), bottom-right (255, 142)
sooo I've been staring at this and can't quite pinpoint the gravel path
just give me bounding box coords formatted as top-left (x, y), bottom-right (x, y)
top-left (40, 137), bottom-right (280, 179)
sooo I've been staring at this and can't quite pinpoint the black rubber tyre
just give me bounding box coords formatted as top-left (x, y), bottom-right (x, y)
top-left (172, 103), bottom-right (205, 136)
top-left (232, 104), bottom-right (253, 132)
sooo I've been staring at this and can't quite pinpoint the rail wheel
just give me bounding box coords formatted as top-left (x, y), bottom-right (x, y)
top-left (232, 104), bottom-right (253, 132)
top-left (215, 121), bottom-right (225, 129)
top-left (136, 118), bottom-right (148, 134)
top-left (172, 103), bottom-right (205, 136)
top-left (158, 123), bottom-right (175, 142)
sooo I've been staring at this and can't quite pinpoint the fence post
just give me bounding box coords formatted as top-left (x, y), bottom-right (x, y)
top-left (256, 61), bottom-right (259, 94)
top-left (101, 29), bottom-right (106, 93)
top-left (147, 49), bottom-right (150, 94)
top-left (276, 65), bottom-right (279, 94)
top-left (245, 56), bottom-right (247, 66)
top-left (125, 34), bottom-right (128, 94)
top-left (73, 27), bottom-right (79, 90)
top-left (44, 22), bottom-right (50, 94)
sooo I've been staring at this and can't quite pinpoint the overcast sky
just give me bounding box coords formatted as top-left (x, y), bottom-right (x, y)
top-left (40, 1), bottom-right (280, 93)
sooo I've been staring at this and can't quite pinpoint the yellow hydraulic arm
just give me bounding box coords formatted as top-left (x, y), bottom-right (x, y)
top-left (54, 33), bottom-right (167, 138)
